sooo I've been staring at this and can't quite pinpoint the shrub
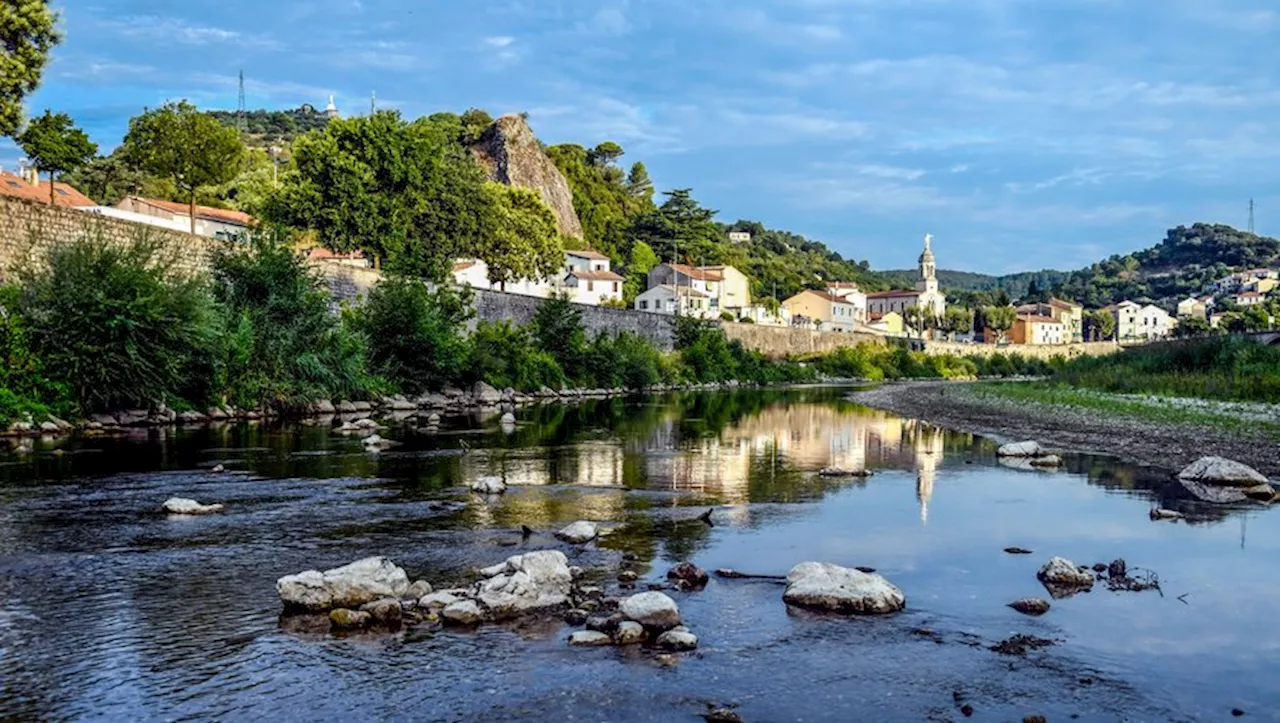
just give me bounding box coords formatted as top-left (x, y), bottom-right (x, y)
top-left (211, 235), bottom-right (379, 408)
top-left (0, 284), bottom-right (72, 424)
top-left (18, 232), bottom-right (218, 412)
top-left (533, 293), bottom-right (587, 380)
top-left (358, 277), bottom-right (471, 394)
top-left (466, 320), bottom-right (566, 391)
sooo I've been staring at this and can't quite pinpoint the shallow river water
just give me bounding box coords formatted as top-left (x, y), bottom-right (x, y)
top-left (1, 387), bottom-right (1277, 722)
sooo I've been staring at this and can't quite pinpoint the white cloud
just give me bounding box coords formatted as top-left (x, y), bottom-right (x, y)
top-left (103, 16), bottom-right (278, 49)
top-left (483, 36), bottom-right (516, 48)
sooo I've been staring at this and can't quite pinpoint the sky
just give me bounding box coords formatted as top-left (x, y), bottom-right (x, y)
top-left (6, 0), bottom-right (1280, 274)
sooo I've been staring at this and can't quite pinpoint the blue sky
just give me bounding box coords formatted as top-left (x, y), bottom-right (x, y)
top-left (7, 0), bottom-right (1280, 273)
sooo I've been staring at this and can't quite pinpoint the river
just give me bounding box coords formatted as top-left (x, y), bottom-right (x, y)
top-left (1, 387), bottom-right (1276, 721)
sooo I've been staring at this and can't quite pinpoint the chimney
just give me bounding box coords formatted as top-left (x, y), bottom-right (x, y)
top-left (19, 163), bottom-right (39, 186)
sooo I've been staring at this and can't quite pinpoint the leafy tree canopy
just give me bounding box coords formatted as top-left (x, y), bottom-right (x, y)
top-left (0, 0), bottom-right (61, 136)
top-left (16, 109), bottom-right (97, 202)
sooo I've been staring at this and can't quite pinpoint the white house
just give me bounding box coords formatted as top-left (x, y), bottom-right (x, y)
top-left (825, 282), bottom-right (867, 322)
top-left (115, 196), bottom-right (254, 240)
top-left (1109, 300), bottom-right (1173, 340)
top-left (563, 268), bottom-right (624, 305)
top-left (634, 284), bottom-right (711, 317)
top-left (1236, 291), bottom-right (1267, 307)
top-left (451, 249), bottom-right (622, 305)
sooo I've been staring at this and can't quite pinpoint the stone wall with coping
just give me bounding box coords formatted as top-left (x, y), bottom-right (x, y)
top-left (720, 322), bottom-right (885, 357)
top-left (917, 339), bottom-right (1124, 360)
top-left (0, 195), bottom-right (215, 281)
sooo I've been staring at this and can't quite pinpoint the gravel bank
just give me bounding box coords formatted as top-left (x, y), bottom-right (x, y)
top-left (851, 381), bottom-right (1280, 479)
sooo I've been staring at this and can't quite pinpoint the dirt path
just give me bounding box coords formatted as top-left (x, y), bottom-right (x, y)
top-left (850, 382), bottom-right (1280, 479)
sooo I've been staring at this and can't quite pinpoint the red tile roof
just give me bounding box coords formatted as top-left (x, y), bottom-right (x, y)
top-left (666, 263), bottom-right (720, 281)
top-left (827, 281), bottom-right (861, 289)
top-left (0, 172), bottom-right (95, 207)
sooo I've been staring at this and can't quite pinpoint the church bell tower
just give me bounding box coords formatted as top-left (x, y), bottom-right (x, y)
top-left (916, 233), bottom-right (937, 295)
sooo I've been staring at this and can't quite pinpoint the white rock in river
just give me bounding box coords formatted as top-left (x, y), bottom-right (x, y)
top-left (782, 562), bottom-right (906, 614)
top-left (1177, 456), bottom-right (1269, 487)
top-left (404, 580), bottom-right (433, 600)
top-left (997, 441), bottom-right (1043, 458)
top-left (277, 556), bottom-right (411, 611)
top-left (162, 497), bottom-right (224, 515)
top-left (476, 550), bottom-right (573, 619)
top-left (614, 620), bottom-right (645, 645)
top-left (554, 521), bottom-right (598, 544)
top-left (362, 434), bottom-right (397, 451)
top-left (569, 630), bottom-right (613, 646)
top-left (442, 600), bottom-right (484, 625)
top-left (1036, 556), bottom-right (1094, 590)
top-left (656, 629), bottom-right (699, 651)
top-left (418, 591), bottom-right (463, 612)
top-left (619, 591), bottom-right (682, 631)
top-left (500, 412), bottom-right (516, 425)
top-left (470, 476), bottom-right (507, 494)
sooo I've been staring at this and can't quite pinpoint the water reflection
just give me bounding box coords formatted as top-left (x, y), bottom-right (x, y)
top-left (2, 387), bottom-right (1276, 721)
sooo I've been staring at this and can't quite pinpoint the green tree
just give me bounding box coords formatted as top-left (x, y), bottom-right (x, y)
top-left (626, 162), bottom-right (653, 203)
top-left (983, 305), bottom-right (1016, 342)
top-left (589, 141), bottom-right (624, 167)
top-left (533, 293), bottom-right (587, 379)
top-left (624, 240), bottom-right (660, 301)
top-left (480, 182), bottom-right (564, 289)
top-left (1174, 316), bottom-right (1210, 338)
top-left (268, 111), bottom-right (492, 281)
top-left (123, 101), bottom-right (245, 233)
top-left (1243, 305), bottom-right (1272, 331)
top-left (459, 107), bottom-right (494, 143)
top-left (16, 110), bottom-right (97, 203)
top-left (629, 188), bottom-right (721, 263)
top-left (64, 150), bottom-right (152, 206)
top-left (1083, 309), bottom-right (1116, 341)
top-left (357, 277), bottom-right (471, 393)
top-left (942, 306), bottom-right (975, 340)
top-left (0, 0), bottom-right (61, 137)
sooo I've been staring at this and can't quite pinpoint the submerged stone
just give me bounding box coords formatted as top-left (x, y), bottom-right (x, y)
top-left (997, 441), bottom-right (1043, 458)
top-left (1177, 456), bottom-right (1269, 487)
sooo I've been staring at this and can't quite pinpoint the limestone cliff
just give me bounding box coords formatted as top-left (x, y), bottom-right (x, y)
top-left (470, 115), bottom-right (584, 240)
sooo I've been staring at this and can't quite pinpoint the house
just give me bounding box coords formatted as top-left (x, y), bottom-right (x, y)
top-left (734, 304), bottom-right (791, 326)
top-left (1010, 315), bottom-right (1066, 345)
top-left (1214, 268), bottom-right (1279, 294)
top-left (115, 196), bottom-right (254, 240)
top-left (1016, 298), bottom-right (1083, 342)
top-left (782, 289), bottom-right (861, 332)
top-left (1245, 277), bottom-right (1277, 295)
top-left (727, 231), bottom-right (751, 243)
top-left (865, 234), bottom-right (946, 319)
top-left (452, 259), bottom-right (493, 290)
top-left (867, 311), bottom-right (904, 335)
top-left (647, 263), bottom-right (751, 316)
top-left (1176, 296), bottom-right (1213, 319)
top-left (1107, 300), bottom-right (1173, 340)
top-left (0, 170), bottom-right (95, 208)
top-left (1235, 291), bottom-right (1266, 307)
top-left (825, 282), bottom-right (867, 322)
top-left (634, 284), bottom-right (712, 317)
top-left (561, 249), bottom-right (623, 304)
top-left (564, 268), bottom-right (624, 305)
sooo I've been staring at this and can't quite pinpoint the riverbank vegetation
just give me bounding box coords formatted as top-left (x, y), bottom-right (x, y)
top-left (0, 234), bottom-right (1050, 426)
top-left (1050, 337), bottom-right (1280, 403)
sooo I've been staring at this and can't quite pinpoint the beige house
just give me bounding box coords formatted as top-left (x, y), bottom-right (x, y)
top-left (867, 311), bottom-right (904, 335)
top-left (1016, 298), bottom-right (1083, 342)
top-left (825, 282), bottom-right (867, 321)
top-left (1010, 314), bottom-right (1066, 345)
top-left (1176, 295), bottom-right (1213, 319)
top-left (647, 263), bottom-right (751, 317)
top-left (116, 196), bottom-right (254, 239)
top-left (782, 289), bottom-right (860, 332)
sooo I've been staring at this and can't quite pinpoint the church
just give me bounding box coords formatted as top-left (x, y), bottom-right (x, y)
top-left (866, 234), bottom-right (947, 319)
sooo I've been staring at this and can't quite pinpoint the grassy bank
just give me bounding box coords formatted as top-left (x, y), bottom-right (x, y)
top-left (1051, 337), bottom-right (1280, 404)
top-left (1, 232), bottom-right (1053, 427)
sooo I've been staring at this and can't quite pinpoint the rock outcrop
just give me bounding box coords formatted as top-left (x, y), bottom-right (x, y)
top-left (782, 562), bottom-right (905, 614)
top-left (469, 115), bottom-right (585, 239)
top-left (1177, 456), bottom-right (1269, 487)
top-left (474, 550), bottom-right (574, 619)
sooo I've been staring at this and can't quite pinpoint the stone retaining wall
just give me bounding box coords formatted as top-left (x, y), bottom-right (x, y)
top-left (0, 195), bottom-right (215, 281)
top-left (720, 323), bottom-right (885, 358)
top-left (917, 339), bottom-right (1123, 360)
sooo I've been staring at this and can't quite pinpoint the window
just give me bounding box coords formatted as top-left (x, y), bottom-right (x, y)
top-left (612, 282), bottom-right (619, 293)
top-left (587, 281), bottom-right (594, 292)
top-left (640, 300), bottom-right (649, 310)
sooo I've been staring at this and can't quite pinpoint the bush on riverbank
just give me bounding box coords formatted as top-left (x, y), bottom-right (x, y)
top-left (1053, 337), bottom-right (1280, 403)
top-left (807, 343), bottom-right (1052, 381)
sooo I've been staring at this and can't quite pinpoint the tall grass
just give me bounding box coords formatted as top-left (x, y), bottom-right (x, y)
top-left (1054, 337), bottom-right (1280, 403)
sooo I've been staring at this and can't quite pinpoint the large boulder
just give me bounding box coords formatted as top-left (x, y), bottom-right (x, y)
top-left (475, 550), bottom-right (573, 619)
top-left (997, 441), bottom-right (1043, 458)
top-left (619, 591), bottom-right (682, 631)
top-left (277, 557), bottom-right (411, 612)
top-left (472, 381), bottom-right (502, 405)
top-left (442, 600), bottom-right (484, 625)
top-left (782, 562), bottom-right (905, 614)
top-left (1177, 477), bottom-right (1248, 504)
top-left (1177, 457), bottom-right (1269, 487)
top-left (554, 521), bottom-right (598, 544)
top-left (468, 114), bottom-right (585, 239)
top-left (1036, 556), bottom-right (1094, 596)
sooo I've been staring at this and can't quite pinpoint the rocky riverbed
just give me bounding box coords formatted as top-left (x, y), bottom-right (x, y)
top-left (850, 381), bottom-right (1280, 479)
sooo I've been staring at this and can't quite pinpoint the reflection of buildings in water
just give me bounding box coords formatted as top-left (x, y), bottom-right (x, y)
top-left (905, 421), bottom-right (945, 524)
top-left (643, 437), bottom-right (752, 504)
